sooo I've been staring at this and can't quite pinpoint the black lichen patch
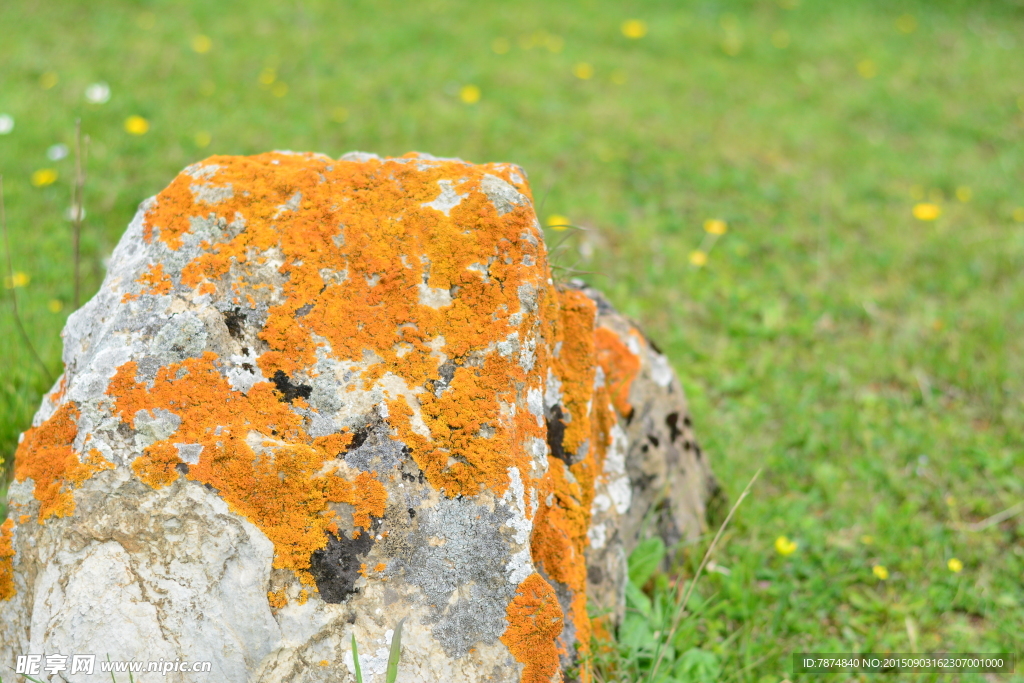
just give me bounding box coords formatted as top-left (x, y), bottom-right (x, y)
top-left (309, 528), bottom-right (376, 604)
top-left (347, 425), bottom-right (370, 452)
top-left (401, 470), bottom-right (426, 485)
top-left (223, 307), bottom-right (247, 339)
top-left (271, 370), bottom-right (312, 403)
top-left (655, 498), bottom-right (683, 551)
top-left (546, 404), bottom-right (569, 465)
top-left (666, 412), bottom-right (683, 443)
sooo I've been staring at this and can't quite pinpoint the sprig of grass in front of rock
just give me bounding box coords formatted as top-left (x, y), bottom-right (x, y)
top-left (351, 618), bottom-right (405, 683)
top-left (590, 470), bottom-right (760, 683)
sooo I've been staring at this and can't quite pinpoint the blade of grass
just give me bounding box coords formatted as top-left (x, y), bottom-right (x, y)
top-left (351, 632), bottom-right (363, 683)
top-left (386, 617), bottom-right (406, 683)
top-left (647, 467), bottom-right (762, 683)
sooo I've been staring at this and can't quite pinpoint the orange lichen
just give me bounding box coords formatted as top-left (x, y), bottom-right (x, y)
top-left (48, 374), bottom-right (67, 405)
top-left (374, 562), bottom-right (386, 572)
top-left (551, 290), bottom-right (597, 458)
top-left (527, 288), bottom-right (610, 675)
top-left (13, 403), bottom-right (113, 520)
top-left (298, 589), bottom-right (309, 605)
top-left (0, 518), bottom-right (15, 601)
top-left (594, 327), bottom-right (641, 417)
top-left (140, 152), bottom-right (546, 499)
top-left (123, 262), bottom-right (173, 302)
top-left (107, 352), bottom-right (386, 584)
top-left (268, 589), bottom-right (287, 609)
top-left (531, 460), bottom-right (589, 597)
top-left (501, 572), bottom-right (565, 683)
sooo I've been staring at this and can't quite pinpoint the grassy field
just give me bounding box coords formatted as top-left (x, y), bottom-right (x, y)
top-left (2, 0), bottom-right (1023, 681)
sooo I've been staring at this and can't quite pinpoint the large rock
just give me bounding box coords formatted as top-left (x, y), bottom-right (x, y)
top-left (0, 152), bottom-right (717, 682)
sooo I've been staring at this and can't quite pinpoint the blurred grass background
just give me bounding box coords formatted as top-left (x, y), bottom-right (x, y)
top-left (1, 0), bottom-right (1023, 681)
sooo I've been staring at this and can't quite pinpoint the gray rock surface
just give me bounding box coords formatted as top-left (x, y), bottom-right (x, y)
top-left (0, 151), bottom-right (717, 682)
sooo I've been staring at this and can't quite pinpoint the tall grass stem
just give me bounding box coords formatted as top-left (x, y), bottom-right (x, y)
top-left (647, 468), bottom-right (761, 682)
top-left (71, 120), bottom-right (89, 311)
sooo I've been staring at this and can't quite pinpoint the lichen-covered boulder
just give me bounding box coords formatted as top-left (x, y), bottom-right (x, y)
top-left (0, 151), bottom-right (717, 682)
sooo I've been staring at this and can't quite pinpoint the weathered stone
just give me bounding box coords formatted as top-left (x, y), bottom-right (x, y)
top-left (0, 152), bottom-right (717, 682)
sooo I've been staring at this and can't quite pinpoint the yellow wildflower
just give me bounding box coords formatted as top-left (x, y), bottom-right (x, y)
top-left (194, 131), bottom-right (212, 148)
top-left (955, 186), bottom-right (972, 202)
top-left (689, 250), bottom-right (708, 267)
top-left (872, 564), bottom-right (889, 580)
top-left (272, 82), bottom-right (289, 98)
top-left (621, 20), bottom-right (647, 39)
top-left (546, 215), bottom-right (571, 231)
top-left (573, 63), bottom-right (594, 80)
top-left (48, 299), bottom-right (63, 313)
top-left (459, 85), bottom-right (481, 104)
top-left (860, 535), bottom-right (874, 545)
top-left (1013, 207), bottom-right (1024, 222)
top-left (192, 34), bottom-right (212, 53)
top-left (39, 71), bottom-right (58, 89)
top-left (947, 558), bottom-right (963, 573)
top-left (124, 116), bottom-right (149, 135)
top-left (31, 169), bottom-right (58, 187)
top-left (4, 272), bottom-right (29, 289)
top-left (913, 203), bottom-right (941, 220)
top-left (857, 59), bottom-right (877, 79)
top-left (775, 536), bottom-right (797, 556)
top-left (259, 68), bottom-right (277, 86)
top-left (704, 218), bottom-right (727, 235)
top-left (331, 107), bottom-right (349, 123)
top-left (492, 37), bottom-right (511, 54)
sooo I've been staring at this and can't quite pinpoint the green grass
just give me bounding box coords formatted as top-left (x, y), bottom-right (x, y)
top-left (2, 0), bottom-right (1023, 681)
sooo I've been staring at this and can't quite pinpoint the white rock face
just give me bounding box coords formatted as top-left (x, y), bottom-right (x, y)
top-left (0, 152), bottom-right (717, 682)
